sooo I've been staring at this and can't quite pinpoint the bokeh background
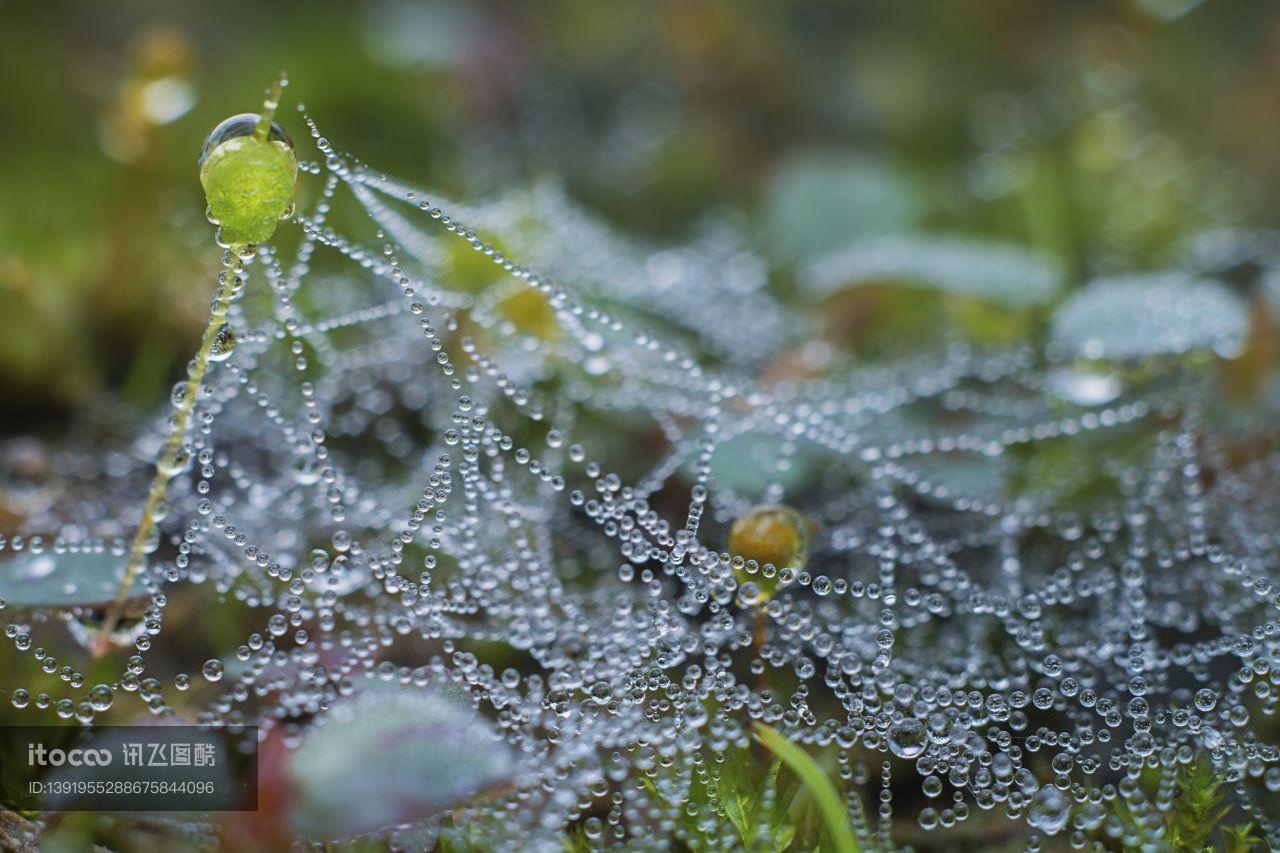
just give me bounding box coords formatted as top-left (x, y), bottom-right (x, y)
top-left (3, 3), bottom-right (1280, 849)
top-left (3, 0), bottom-right (1280, 431)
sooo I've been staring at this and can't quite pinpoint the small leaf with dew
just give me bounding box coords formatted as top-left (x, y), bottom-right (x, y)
top-left (802, 236), bottom-right (1061, 308)
top-left (1049, 272), bottom-right (1247, 362)
top-left (0, 551), bottom-right (128, 609)
top-left (287, 687), bottom-right (513, 840)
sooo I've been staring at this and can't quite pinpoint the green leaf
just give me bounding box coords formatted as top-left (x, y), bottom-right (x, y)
top-left (773, 823), bottom-right (797, 852)
top-left (0, 550), bottom-right (129, 608)
top-left (713, 747), bottom-right (756, 844)
top-left (1049, 273), bottom-right (1247, 361)
top-left (802, 236), bottom-right (1061, 307)
top-left (561, 826), bottom-right (594, 853)
top-left (1166, 759), bottom-right (1230, 853)
top-left (765, 759), bottom-right (802, 852)
top-left (903, 452), bottom-right (1008, 505)
top-left (753, 723), bottom-right (860, 853)
top-left (707, 431), bottom-right (821, 497)
top-left (287, 687), bottom-right (511, 840)
top-left (1221, 822), bottom-right (1260, 853)
top-left (765, 151), bottom-right (923, 261)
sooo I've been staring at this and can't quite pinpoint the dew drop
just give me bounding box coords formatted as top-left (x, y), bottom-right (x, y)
top-left (888, 718), bottom-right (927, 759)
top-left (202, 659), bottom-right (224, 683)
top-left (209, 323), bottom-right (237, 362)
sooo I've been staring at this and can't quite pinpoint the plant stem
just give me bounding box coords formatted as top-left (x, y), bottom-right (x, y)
top-left (253, 75), bottom-right (286, 141)
top-left (93, 256), bottom-right (240, 656)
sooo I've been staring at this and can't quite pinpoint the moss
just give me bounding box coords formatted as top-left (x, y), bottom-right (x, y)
top-left (199, 134), bottom-right (297, 246)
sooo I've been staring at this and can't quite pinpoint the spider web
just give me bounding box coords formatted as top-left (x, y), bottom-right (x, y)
top-left (2, 105), bottom-right (1280, 848)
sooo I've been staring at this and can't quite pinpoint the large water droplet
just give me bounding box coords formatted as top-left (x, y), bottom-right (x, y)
top-left (199, 114), bottom-right (294, 167)
top-left (209, 323), bottom-right (237, 362)
top-left (202, 659), bottom-right (224, 683)
top-left (1026, 787), bottom-right (1070, 835)
top-left (888, 718), bottom-right (927, 759)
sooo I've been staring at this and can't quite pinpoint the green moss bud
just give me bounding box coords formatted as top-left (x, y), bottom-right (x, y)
top-left (198, 81), bottom-right (298, 247)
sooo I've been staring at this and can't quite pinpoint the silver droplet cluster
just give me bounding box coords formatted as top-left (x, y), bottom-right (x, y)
top-left (1, 107), bottom-right (1279, 849)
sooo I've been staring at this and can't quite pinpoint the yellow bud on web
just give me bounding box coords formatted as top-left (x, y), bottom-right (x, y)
top-left (728, 504), bottom-right (810, 604)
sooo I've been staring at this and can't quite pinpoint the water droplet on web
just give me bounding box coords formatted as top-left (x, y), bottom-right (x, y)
top-left (1026, 787), bottom-right (1070, 835)
top-left (202, 659), bottom-right (224, 683)
top-left (289, 453), bottom-right (321, 485)
top-left (209, 323), bottom-right (237, 362)
top-left (66, 609), bottom-right (147, 652)
top-left (888, 718), bottom-right (927, 758)
top-left (1048, 366), bottom-right (1121, 406)
top-left (157, 445), bottom-right (193, 477)
top-left (88, 683), bottom-right (114, 711)
top-left (727, 505), bottom-right (809, 603)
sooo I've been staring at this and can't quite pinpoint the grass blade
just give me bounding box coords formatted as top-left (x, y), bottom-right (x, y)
top-left (753, 723), bottom-right (861, 853)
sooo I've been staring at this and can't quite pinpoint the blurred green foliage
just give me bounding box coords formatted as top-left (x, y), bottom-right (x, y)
top-left (2, 0), bottom-right (1279, 427)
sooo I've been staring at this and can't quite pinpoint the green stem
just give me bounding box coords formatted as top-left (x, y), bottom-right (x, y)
top-left (93, 254), bottom-right (240, 655)
top-left (253, 74), bottom-right (287, 142)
